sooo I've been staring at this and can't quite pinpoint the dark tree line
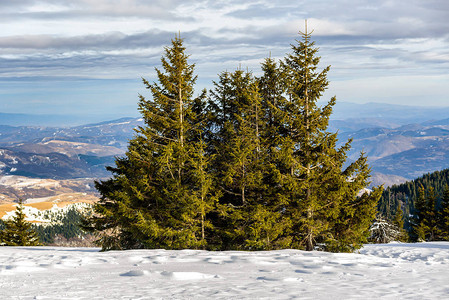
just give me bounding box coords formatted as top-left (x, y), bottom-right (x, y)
top-left (409, 185), bottom-right (449, 241)
top-left (33, 207), bottom-right (88, 244)
top-left (83, 27), bottom-right (381, 252)
top-left (0, 204), bottom-right (91, 246)
top-left (379, 169), bottom-right (449, 241)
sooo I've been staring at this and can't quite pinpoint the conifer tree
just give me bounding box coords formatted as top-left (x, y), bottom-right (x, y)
top-left (209, 68), bottom-right (290, 250)
top-left (233, 80), bottom-right (288, 250)
top-left (0, 200), bottom-right (40, 246)
top-left (258, 57), bottom-right (288, 149)
top-left (393, 202), bottom-right (404, 230)
top-left (254, 57), bottom-right (293, 249)
top-left (392, 202), bottom-right (407, 241)
top-left (425, 187), bottom-right (438, 241)
top-left (85, 29), bottom-right (381, 253)
top-left (83, 36), bottom-right (215, 250)
top-left (279, 21), bottom-right (380, 251)
top-left (188, 138), bottom-right (220, 248)
top-left (368, 215), bottom-right (404, 244)
top-left (411, 186), bottom-right (442, 241)
top-left (438, 185), bottom-right (449, 239)
top-left (412, 185), bottom-right (428, 241)
top-left (209, 70), bottom-right (265, 249)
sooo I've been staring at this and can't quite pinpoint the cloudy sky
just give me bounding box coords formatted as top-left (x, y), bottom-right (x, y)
top-left (1, 0), bottom-right (448, 121)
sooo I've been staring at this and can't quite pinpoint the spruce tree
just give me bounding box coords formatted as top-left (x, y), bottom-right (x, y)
top-left (412, 185), bottom-right (428, 241)
top-left (209, 70), bottom-right (266, 249)
top-left (368, 215), bottom-right (404, 244)
top-left (279, 22), bottom-right (380, 251)
top-left (0, 200), bottom-right (40, 246)
top-left (188, 138), bottom-right (220, 248)
top-left (208, 68), bottom-right (290, 250)
top-left (392, 202), bottom-right (407, 241)
top-left (258, 56), bottom-right (288, 149)
top-left (85, 29), bottom-right (381, 253)
top-left (411, 186), bottom-right (440, 241)
top-left (438, 185), bottom-right (449, 239)
top-left (255, 57), bottom-right (293, 250)
top-left (425, 187), bottom-right (438, 241)
top-left (83, 36), bottom-right (215, 250)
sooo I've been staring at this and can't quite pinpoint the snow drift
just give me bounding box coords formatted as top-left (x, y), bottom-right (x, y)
top-left (1, 242), bottom-right (448, 299)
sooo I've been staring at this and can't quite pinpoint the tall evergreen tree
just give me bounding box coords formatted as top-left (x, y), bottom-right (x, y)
top-left (258, 57), bottom-right (288, 149)
top-left (188, 138), bottom-right (220, 248)
top-left (208, 70), bottom-right (267, 249)
top-left (254, 57), bottom-right (293, 250)
top-left (83, 36), bottom-right (215, 250)
top-left (279, 22), bottom-right (380, 252)
top-left (209, 68), bottom-right (290, 250)
top-left (85, 29), bottom-right (381, 253)
top-left (0, 200), bottom-right (40, 246)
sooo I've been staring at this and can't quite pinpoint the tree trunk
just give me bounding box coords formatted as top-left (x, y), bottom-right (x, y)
top-left (304, 20), bottom-right (313, 251)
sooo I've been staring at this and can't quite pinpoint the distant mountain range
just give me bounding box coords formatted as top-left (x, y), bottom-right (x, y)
top-left (0, 117), bottom-right (143, 179)
top-left (1, 102), bottom-right (449, 188)
top-left (0, 112), bottom-right (130, 127)
top-left (2, 101), bottom-right (448, 127)
top-left (329, 102), bottom-right (449, 129)
top-left (338, 123), bottom-right (449, 185)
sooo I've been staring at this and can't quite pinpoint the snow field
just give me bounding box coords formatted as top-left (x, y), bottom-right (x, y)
top-left (0, 242), bottom-right (448, 299)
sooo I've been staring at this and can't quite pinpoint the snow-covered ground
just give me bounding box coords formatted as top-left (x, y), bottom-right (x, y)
top-left (1, 242), bottom-right (448, 299)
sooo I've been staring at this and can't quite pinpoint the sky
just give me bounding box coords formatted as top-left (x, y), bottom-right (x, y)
top-left (1, 0), bottom-right (449, 122)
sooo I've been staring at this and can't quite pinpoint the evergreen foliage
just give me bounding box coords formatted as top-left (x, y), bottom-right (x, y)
top-left (33, 207), bottom-right (88, 244)
top-left (382, 169), bottom-right (449, 241)
top-left (83, 35), bottom-right (216, 250)
top-left (438, 185), bottom-right (449, 239)
top-left (392, 202), bottom-right (408, 241)
top-left (278, 24), bottom-right (380, 252)
top-left (0, 200), bottom-right (40, 246)
top-left (379, 168), bottom-right (449, 222)
top-left (84, 26), bottom-right (381, 252)
top-left (409, 185), bottom-right (449, 241)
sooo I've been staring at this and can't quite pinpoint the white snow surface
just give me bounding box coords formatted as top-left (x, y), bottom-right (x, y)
top-left (1, 242), bottom-right (448, 299)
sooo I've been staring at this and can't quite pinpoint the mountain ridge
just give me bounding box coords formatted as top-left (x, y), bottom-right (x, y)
top-left (2, 102), bottom-right (449, 187)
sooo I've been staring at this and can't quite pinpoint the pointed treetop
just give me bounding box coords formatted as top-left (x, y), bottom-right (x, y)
top-left (300, 19), bottom-right (314, 37)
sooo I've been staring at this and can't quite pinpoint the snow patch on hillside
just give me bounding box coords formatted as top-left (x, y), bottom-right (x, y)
top-left (1, 202), bottom-right (92, 224)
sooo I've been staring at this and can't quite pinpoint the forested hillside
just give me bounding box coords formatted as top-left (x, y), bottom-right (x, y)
top-left (379, 168), bottom-right (449, 217)
top-left (0, 204), bottom-right (93, 246)
top-left (379, 168), bottom-right (449, 241)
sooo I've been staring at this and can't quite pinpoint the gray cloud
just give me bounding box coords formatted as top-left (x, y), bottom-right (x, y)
top-left (226, 3), bottom-right (298, 20)
top-left (0, 0), bottom-right (449, 112)
top-left (0, 30), bottom-right (173, 50)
